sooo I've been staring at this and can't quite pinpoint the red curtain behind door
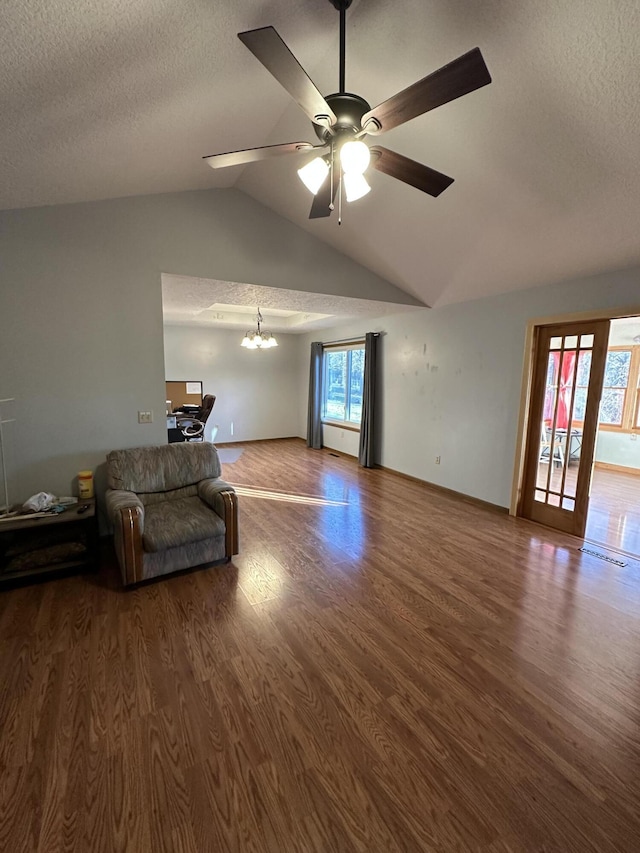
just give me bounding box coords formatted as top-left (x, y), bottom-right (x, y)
top-left (544, 351), bottom-right (576, 429)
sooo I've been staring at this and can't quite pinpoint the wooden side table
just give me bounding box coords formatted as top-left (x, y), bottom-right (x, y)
top-left (0, 498), bottom-right (99, 586)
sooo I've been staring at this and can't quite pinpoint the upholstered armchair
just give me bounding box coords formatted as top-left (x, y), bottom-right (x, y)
top-left (105, 442), bottom-right (238, 586)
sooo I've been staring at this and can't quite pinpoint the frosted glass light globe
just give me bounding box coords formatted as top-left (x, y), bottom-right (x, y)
top-left (344, 172), bottom-right (371, 202)
top-left (340, 140), bottom-right (370, 175)
top-left (298, 157), bottom-right (329, 194)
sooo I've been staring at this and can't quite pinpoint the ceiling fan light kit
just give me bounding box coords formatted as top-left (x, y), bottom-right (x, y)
top-left (203, 0), bottom-right (492, 222)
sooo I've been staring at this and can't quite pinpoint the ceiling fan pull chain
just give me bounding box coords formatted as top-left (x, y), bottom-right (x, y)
top-left (329, 140), bottom-right (335, 211)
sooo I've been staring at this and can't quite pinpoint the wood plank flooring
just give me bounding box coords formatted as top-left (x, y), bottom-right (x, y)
top-left (588, 467), bottom-right (640, 556)
top-left (2, 438), bottom-right (640, 852)
top-left (536, 461), bottom-right (640, 556)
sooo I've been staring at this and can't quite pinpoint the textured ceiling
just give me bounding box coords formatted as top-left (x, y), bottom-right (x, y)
top-left (3, 0), bottom-right (640, 308)
top-left (162, 274), bottom-right (423, 331)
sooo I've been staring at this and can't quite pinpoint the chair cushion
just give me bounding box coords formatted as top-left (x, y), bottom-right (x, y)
top-left (142, 496), bottom-right (225, 553)
top-left (107, 442), bottom-right (222, 493)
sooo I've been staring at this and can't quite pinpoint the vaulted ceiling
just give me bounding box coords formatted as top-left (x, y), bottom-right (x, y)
top-left (3, 0), bottom-right (640, 307)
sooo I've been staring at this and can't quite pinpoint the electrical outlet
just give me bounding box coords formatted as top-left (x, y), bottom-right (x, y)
top-left (435, 455), bottom-right (441, 464)
top-left (138, 411), bottom-right (153, 424)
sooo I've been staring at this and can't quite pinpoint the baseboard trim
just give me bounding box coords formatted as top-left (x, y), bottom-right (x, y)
top-left (377, 464), bottom-right (509, 515)
top-left (594, 461), bottom-right (640, 476)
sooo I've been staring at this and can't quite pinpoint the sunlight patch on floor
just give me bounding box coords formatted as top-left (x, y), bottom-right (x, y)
top-left (230, 484), bottom-right (348, 506)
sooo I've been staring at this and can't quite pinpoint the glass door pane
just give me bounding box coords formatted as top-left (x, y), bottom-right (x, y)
top-left (535, 337), bottom-right (589, 511)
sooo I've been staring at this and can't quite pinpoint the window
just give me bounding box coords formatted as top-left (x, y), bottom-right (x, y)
top-left (322, 344), bottom-right (365, 427)
top-left (600, 349), bottom-right (631, 426)
top-left (571, 345), bottom-right (640, 432)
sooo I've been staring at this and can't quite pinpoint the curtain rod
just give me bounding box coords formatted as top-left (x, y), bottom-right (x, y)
top-left (321, 332), bottom-right (380, 346)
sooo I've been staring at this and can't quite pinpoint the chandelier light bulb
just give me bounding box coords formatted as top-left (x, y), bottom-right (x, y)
top-left (297, 157), bottom-right (329, 194)
top-left (344, 172), bottom-right (371, 202)
top-left (340, 140), bottom-right (370, 175)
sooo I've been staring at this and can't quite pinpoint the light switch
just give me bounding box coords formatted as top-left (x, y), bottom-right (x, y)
top-left (138, 411), bottom-right (153, 424)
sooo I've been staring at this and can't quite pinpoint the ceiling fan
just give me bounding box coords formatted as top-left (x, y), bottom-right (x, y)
top-left (203, 0), bottom-right (491, 221)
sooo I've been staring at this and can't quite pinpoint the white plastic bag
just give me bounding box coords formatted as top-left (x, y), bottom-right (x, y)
top-left (23, 491), bottom-right (58, 512)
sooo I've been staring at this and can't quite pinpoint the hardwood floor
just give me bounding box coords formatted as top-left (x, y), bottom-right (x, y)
top-left (535, 460), bottom-right (640, 556)
top-left (2, 438), bottom-right (640, 851)
top-left (588, 467), bottom-right (640, 556)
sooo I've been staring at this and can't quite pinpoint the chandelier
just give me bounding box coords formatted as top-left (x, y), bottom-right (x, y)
top-left (241, 308), bottom-right (278, 349)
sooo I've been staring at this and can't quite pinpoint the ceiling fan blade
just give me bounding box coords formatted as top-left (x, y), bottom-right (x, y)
top-left (361, 47), bottom-right (491, 135)
top-left (309, 166), bottom-right (338, 219)
top-left (370, 146), bottom-right (454, 197)
top-left (203, 141), bottom-right (323, 169)
top-left (238, 26), bottom-right (337, 130)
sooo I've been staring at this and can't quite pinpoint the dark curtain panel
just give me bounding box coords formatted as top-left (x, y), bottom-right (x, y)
top-left (359, 332), bottom-right (379, 468)
top-left (307, 342), bottom-right (323, 449)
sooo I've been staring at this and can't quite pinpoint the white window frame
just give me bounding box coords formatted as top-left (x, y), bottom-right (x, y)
top-left (321, 342), bottom-right (365, 430)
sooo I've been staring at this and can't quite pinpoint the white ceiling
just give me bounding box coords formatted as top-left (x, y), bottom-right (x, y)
top-left (609, 317), bottom-right (640, 347)
top-left (162, 273), bottom-right (424, 332)
top-left (3, 0), bottom-right (640, 309)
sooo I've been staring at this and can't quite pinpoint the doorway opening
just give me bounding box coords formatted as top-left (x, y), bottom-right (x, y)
top-left (513, 310), bottom-right (640, 560)
top-left (586, 317), bottom-right (640, 555)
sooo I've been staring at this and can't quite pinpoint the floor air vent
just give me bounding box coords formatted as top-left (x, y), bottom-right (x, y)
top-left (579, 547), bottom-right (627, 567)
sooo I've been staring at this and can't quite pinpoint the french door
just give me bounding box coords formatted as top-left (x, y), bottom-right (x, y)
top-left (520, 320), bottom-right (610, 536)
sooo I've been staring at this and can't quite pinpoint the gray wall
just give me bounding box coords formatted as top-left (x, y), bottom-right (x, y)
top-left (163, 325), bottom-right (299, 444)
top-left (298, 266), bottom-right (640, 508)
top-left (0, 188), bottom-right (410, 504)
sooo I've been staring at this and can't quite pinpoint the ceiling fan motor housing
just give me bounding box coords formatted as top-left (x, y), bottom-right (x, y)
top-left (314, 92), bottom-right (372, 142)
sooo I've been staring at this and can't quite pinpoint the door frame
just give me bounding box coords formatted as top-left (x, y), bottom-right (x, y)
top-left (510, 304), bottom-right (640, 519)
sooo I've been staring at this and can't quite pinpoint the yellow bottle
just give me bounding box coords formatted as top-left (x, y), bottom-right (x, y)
top-left (78, 470), bottom-right (94, 499)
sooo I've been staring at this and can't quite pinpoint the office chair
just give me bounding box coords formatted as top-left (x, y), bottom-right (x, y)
top-left (176, 394), bottom-right (216, 441)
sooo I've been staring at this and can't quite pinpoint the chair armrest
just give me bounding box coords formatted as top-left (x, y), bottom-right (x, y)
top-left (198, 479), bottom-right (239, 557)
top-left (105, 489), bottom-right (145, 532)
top-left (105, 489), bottom-right (145, 586)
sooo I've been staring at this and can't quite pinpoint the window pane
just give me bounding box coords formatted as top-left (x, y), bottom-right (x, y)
top-left (576, 351), bottom-right (592, 386)
top-left (348, 348), bottom-right (365, 423)
top-left (324, 351), bottom-right (346, 420)
top-left (600, 388), bottom-right (625, 425)
top-left (603, 350), bottom-right (631, 388)
top-left (573, 387), bottom-right (587, 421)
top-left (543, 353), bottom-right (559, 422)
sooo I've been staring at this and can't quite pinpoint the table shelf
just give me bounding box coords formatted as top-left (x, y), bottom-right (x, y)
top-left (0, 499), bottom-right (99, 587)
